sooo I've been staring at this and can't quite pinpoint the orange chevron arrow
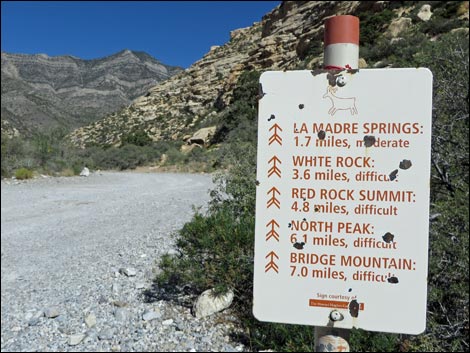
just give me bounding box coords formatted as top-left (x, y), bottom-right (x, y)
top-left (268, 123), bottom-right (283, 146)
top-left (266, 186), bottom-right (281, 209)
top-left (266, 219), bottom-right (280, 241)
top-left (265, 251), bottom-right (279, 273)
top-left (268, 156), bottom-right (282, 178)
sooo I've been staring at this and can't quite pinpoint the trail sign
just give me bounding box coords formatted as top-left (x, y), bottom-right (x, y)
top-left (253, 69), bottom-right (433, 334)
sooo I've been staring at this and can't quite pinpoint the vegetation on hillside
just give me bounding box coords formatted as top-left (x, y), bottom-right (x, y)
top-left (1, 128), bottom-right (212, 177)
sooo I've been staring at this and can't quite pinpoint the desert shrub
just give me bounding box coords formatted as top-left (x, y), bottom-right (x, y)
top-left (163, 145), bottom-right (187, 165)
top-left (1, 134), bottom-right (24, 177)
top-left (59, 168), bottom-right (76, 177)
top-left (360, 32), bottom-right (428, 66)
top-left (1, 129), bottom-right (185, 176)
top-left (407, 31), bottom-right (469, 352)
top-left (15, 167), bottom-right (33, 180)
top-left (419, 13), bottom-right (465, 36)
top-left (120, 129), bottom-right (153, 146)
top-left (1, 130), bottom-right (65, 176)
top-left (356, 8), bottom-right (396, 45)
top-left (90, 144), bottom-right (150, 170)
top-left (157, 204), bottom-right (255, 297)
top-left (211, 70), bottom-right (260, 144)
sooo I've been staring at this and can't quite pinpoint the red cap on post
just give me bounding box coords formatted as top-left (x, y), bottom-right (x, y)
top-left (324, 15), bottom-right (359, 46)
top-left (323, 15), bottom-right (360, 70)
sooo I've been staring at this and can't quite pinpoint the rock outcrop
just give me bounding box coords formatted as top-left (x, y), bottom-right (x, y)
top-left (186, 126), bottom-right (217, 146)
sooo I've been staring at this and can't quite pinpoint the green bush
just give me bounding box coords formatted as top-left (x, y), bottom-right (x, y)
top-left (211, 70), bottom-right (260, 144)
top-left (157, 206), bottom-right (255, 297)
top-left (360, 32), bottom-right (428, 67)
top-left (15, 167), bottom-right (33, 180)
top-left (409, 31), bottom-right (469, 352)
top-left (120, 129), bottom-right (153, 146)
top-left (1, 129), bottom-right (188, 176)
top-left (419, 14), bottom-right (464, 36)
top-left (356, 8), bottom-right (396, 45)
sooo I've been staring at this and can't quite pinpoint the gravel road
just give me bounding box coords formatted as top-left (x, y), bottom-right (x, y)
top-left (1, 172), bottom-right (244, 352)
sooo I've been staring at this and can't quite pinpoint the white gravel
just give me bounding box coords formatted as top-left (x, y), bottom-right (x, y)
top-left (1, 172), bottom-right (245, 352)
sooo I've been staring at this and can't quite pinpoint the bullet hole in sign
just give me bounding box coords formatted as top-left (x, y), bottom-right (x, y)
top-left (268, 114), bottom-right (275, 122)
top-left (330, 311), bottom-right (344, 321)
top-left (293, 242), bottom-right (305, 250)
top-left (326, 73), bottom-right (337, 86)
top-left (389, 169), bottom-right (398, 181)
top-left (336, 75), bottom-right (346, 87)
top-left (299, 104), bottom-right (304, 109)
top-left (303, 218), bottom-right (307, 221)
top-left (310, 69), bottom-right (324, 77)
top-left (348, 288), bottom-right (352, 292)
top-left (388, 277), bottom-right (399, 284)
top-left (314, 207), bottom-right (319, 212)
top-left (399, 159), bottom-right (412, 170)
top-left (349, 300), bottom-right (360, 318)
top-left (288, 223), bottom-right (292, 228)
top-left (255, 180), bottom-right (260, 186)
top-left (318, 130), bottom-right (326, 140)
top-left (363, 135), bottom-right (376, 148)
top-left (382, 232), bottom-right (395, 243)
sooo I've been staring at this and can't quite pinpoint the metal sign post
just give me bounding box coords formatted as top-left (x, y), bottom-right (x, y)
top-left (315, 15), bottom-right (359, 352)
top-left (253, 15), bottom-right (433, 352)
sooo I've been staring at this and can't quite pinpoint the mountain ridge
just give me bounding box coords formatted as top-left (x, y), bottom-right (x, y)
top-left (1, 50), bottom-right (182, 135)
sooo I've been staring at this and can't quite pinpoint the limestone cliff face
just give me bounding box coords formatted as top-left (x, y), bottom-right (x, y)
top-left (68, 1), bottom-right (469, 147)
top-left (1, 50), bottom-right (182, 135)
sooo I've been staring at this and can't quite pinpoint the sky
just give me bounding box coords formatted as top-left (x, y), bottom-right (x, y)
top-left (1, 1), bottom-right (280, 68)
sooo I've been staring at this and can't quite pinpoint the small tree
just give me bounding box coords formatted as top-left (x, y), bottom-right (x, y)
top-left (120, 130), bottom-right (152, 146)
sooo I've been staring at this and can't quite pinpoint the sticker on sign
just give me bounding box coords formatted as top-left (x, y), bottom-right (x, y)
top-left (253, 68), bottom-right (432, 335)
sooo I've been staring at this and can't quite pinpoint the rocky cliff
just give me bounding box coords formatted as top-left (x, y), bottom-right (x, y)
top-left (1, 50), bottom-right (182, 135)
top-left (67, 1), bottom-right (469, 147)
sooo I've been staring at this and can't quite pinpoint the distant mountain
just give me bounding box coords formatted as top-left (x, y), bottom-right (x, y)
top-left (1, 50), bottom-right (182, 135)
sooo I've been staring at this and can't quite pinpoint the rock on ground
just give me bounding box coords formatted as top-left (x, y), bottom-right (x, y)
top-left (193, 289), bottom-right (235, 319)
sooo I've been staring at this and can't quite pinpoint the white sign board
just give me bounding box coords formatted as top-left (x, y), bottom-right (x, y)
top-left (253, 69), bottom-right (432, 334)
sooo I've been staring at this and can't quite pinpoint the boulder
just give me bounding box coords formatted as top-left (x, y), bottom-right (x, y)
top-left (417, 4), bottom-right (432, 22)
top-left (180, 144), bottom-right (201, 154)
top-left (44, 307), bottom-right (61, 318)
top-left (386, 17), bottom-right (412, 38)
top-left (187, 126), bottom-right (217, 146)
top-left (119, 267), bottom-right (137, 277)
top-left (114, 308), bottom-right (128, 322)
top-left (457, 2), bottom-right (469, 20)
top-left (193, 288), bottom-right (234, 318)
top-left (80, 167), bottom-right (90, 177)
top-left (142, 309), bottom-right (161, 321)
top-left (68, 334), bottom-right (85, 346)
top-left (85, 313), bottom-right (96, 328)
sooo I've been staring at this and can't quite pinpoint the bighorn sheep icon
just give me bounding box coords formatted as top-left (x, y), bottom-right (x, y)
top-left (323, 86), bottom-right (358, 116)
